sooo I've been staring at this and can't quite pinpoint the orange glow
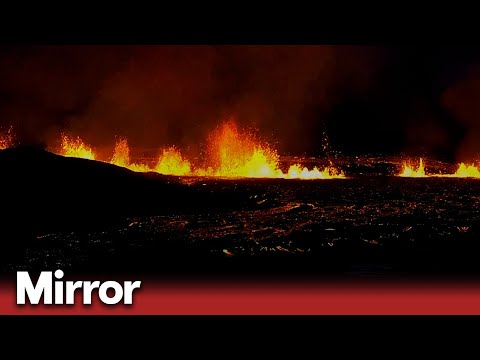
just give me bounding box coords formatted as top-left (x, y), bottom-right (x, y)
top-left (0, 127), bottom-right (13, 150)
top-left (110, 138), bottom-right (151, 172)
top-left (155, 146), bottom-right (192, 176)
top-left (399, 158), bottom-right (427, 177)
top-left (452, 163), bottom-right (480, 178)
top-left (60, 134), bottom-right (96, 160)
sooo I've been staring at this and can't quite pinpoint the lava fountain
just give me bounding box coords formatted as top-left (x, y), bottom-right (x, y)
top-left (154, 146), bottom-right (192, 176)
top-left (451, 163), bottom-right (480, 178)
top-left (110, 138), bottom-right (151, 172)
top-left (399, 158), bottom-right (427, 177)
top-left (0, 127), bottom-right (14, 150)
top-left (60, 134), bottom-right (96, 160)
top-left (285, 164), bottom-right (344, 179)
top-left (51, 121), bottom-right (345, 179)
top-left (204, 121), bottom-right (344, 179)
top-left (204, 121), bottom-right (283, 178)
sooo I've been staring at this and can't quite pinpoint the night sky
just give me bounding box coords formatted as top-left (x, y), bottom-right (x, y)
top-left (1, 45), bottom-right (480, 161)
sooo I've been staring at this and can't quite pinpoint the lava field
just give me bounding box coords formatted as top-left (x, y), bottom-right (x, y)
top-left (2, 148), bottom-right (480, 280)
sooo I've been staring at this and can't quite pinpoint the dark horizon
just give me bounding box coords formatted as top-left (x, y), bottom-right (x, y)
top-left (1, 45), bottom-right (480, 161)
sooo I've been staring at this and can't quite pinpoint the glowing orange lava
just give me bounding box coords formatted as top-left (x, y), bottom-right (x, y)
top-left (0, 127), bottom-right (14, 150)
top-left (50, 122), bottom-right (344, 179)
top-left (399, 159), bottom-right (480, 178)
top-left (110, 138), bottom-right (151, 172)
top-left (399, 158), bottom-right (427, 177)
top-left (155, 146), bottom-right (192, 176)
top-left (285, 164), bottom-right (344, 179)
top-left (60, 134), bottom-right (96, 160)
top-left (204, 121), bottom-right (344, 179)
top-left (452, 163), bottom-right (480, 178)
top-left (205, 121), bottom-right (283, 178)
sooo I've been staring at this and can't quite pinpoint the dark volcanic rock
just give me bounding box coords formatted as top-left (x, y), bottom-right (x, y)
top-left (3, 150), bottom-right (480, 280)
top-left (0, 147), bottom-right (251, 249)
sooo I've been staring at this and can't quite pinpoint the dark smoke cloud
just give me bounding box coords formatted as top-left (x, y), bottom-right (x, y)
top-left (0, 45), bottom-right (386, 157)
top-left (212, 46), bottom-right (384, 154)
top-left (442, 65), bottom-right (480, 162)
top-left (0, 45), bottom-right (477, 160)
top-left (0, 46), bottom-right (131, 147)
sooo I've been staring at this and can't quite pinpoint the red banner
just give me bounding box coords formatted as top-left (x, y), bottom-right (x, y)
top-left (2, 280), bottom-right (480, 315)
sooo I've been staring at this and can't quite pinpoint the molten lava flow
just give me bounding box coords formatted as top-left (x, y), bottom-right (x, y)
top-left (155, 146), bottom-right (192, 176)
top-left (60, 134), bottom-right (96, 160)
top-left (0, 127), bottom-right (13, 150)
top-left (399, 158), bottom-right (427, 177)
top-left (110, 138), bottom-right (151, 172)
top-left (452, 163), bottom-right (480, 178)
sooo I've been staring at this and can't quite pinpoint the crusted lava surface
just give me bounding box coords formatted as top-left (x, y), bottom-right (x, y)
top-left (2, 147), bottom-right (480, 280)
